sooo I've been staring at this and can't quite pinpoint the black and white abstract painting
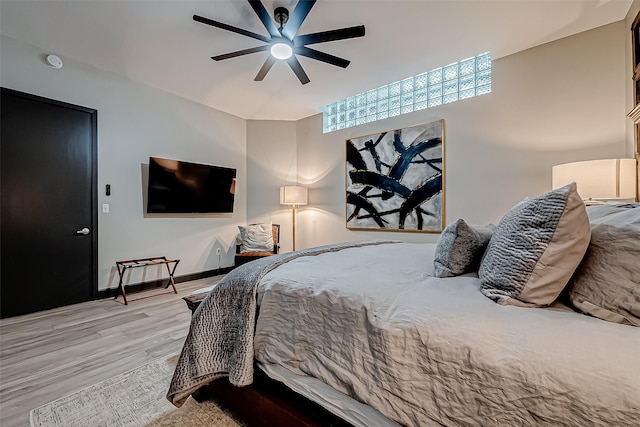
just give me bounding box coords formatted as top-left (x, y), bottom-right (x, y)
top-left (346, 119), bottom-right (444, 232)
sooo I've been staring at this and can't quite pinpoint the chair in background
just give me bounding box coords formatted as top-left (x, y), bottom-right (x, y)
top-left (234, 224), bottom-right (280, 268)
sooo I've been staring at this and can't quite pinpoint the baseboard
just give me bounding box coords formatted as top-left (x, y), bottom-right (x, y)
top-left (97, 266), bottom-right (233, 299)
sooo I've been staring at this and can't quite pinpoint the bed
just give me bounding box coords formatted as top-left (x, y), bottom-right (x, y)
top-left (168, 186), bottom-right (640, 426)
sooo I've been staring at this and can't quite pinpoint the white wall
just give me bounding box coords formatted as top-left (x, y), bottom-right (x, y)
top-left (0, 35), bottom-right (247, 291)
top-left (1, 17), bottom-right (629, 292)
top-left (294, 21), bottom-right (627, 249)
top-left (246, 120), bottom-right (298, 252)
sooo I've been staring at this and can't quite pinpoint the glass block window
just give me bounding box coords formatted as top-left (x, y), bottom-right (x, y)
top-left (321, 52), bottom-right (491, 133)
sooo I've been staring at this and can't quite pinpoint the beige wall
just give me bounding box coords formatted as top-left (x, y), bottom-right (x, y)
top-left (246, 120), bottom-right (298, 252)
top-left (0, 35), bottom-right (248, 290)
top-left (291, 21), bottom-right (627, 249)
top-left (1, 15), bottom-right (630, 292)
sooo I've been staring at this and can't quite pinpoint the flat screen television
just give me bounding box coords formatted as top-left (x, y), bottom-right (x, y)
top-left (147, 157), bottom-right (236, 213)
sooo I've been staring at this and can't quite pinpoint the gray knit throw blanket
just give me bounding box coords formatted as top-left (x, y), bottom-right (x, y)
top-left (167, 240), bottom-right (398, 407)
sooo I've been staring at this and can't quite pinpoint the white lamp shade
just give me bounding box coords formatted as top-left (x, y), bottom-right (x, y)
top-left (552, 159), bottom-right (636, 200)
top-left (280, 186), bottom-right (308, 205)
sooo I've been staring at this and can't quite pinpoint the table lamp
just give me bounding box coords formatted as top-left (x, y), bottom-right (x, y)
top-left (552, 159), bottom-right (636, 203)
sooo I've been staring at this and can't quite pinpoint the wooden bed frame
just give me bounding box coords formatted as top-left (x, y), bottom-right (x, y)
top-left (184, 293), bottom-right (354, 427)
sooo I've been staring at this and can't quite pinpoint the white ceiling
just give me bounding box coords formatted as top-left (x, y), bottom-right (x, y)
top-left (0, 0), bottom-right (632, 120)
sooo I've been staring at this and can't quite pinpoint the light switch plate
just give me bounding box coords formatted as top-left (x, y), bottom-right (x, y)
top-left (102, 203), bottom-right (110, 213)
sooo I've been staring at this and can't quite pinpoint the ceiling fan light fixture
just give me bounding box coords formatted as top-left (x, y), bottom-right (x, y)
top-left (194, 0), bottom-right (365, 84)
top-left (271, 42), bottom-right (293, 60)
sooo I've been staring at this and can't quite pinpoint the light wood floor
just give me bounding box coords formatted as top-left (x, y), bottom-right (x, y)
top-left (0, 277), bottom-right (222, 427)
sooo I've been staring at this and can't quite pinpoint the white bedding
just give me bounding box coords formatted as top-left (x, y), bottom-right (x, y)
top-left (254, 243), bottom-right (640, 426)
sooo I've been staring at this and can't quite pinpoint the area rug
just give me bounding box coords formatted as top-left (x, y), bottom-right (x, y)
top-left (30, 356), bottom-right (244, 427)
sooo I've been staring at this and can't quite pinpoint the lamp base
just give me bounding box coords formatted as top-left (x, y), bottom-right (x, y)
top-left (583, 197), bottom-right (636, 206)
top-left (292, 204), bottom-right (296, 252)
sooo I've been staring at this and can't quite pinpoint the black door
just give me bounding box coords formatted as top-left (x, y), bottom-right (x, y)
top-left (1, 88), bottom-right (97, 318)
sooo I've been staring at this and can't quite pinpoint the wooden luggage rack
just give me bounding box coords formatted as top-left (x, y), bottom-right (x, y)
top-left (115, 256), bottom-right (180, 305)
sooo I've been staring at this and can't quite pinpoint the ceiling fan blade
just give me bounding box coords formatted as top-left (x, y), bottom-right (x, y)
top-left (193, 14), bottom-right (271, 43)
top-left (282, 0), bottom-right (316, 40)
top-left (248, 0), bottom-right (281, 38)
top-left (295, 46), bottom-right (350, 68)
top-left (212, 45), bottom-right (270, 61)
top-left (286, 56), bottom-right (311, 84)
top-left (255, 56), bottom-right (277, 81)
top-left (294, 25), bottom-right (365, 46)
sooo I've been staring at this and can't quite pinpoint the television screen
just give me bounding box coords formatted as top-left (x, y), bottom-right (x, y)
top-left (147, 157), bottom-right (236, 213)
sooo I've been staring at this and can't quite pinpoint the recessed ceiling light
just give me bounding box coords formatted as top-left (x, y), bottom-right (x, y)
top-left (46, 54), bottom-right (63, 69)
top-left (270, 43), bottom-right (293, 60)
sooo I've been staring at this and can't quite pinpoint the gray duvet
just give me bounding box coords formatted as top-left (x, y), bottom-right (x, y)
top-left (255, 243), bottom-right (640, 426)
top-left (167, 240), bottom-right (397, 406)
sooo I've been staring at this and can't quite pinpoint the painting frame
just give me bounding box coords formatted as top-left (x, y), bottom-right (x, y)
top-left (345, 119), bottom-right (445, 233)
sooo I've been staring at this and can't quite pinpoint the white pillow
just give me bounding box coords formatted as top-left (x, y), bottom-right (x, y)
top-left (565, 204), bottom-right (640, 326)
top-left (238, 222), bottom-right (274, 253)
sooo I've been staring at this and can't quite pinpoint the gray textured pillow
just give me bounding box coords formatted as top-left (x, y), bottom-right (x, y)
top-left (479, 183), bottom-right (591, 307)
top-left (565, 204), bottom-right (640, 326)
top-left (434, 219), bottom-right (495, 277)
top-left (238, 222), bottom-right (274, 253)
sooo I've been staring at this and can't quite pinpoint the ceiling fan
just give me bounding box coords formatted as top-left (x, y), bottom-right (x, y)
top-left (193, 0), bottom-right (365, 84)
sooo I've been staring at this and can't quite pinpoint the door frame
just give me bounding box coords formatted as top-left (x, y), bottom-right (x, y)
top-left (1, 87), bottom-right (98, 300)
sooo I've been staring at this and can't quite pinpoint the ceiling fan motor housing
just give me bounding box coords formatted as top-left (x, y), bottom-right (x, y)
top-left (274, 7), bottom-right (289, 27)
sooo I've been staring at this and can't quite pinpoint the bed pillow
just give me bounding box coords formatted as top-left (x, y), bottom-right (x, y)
top-left (434, 219), bottom-right (495, 277)
top-left (565, 204), bottom-right (640, 326)
top-left (479, 183), bottom-right (591, 307)
top-left (238, 222), bottom-right (274, 253)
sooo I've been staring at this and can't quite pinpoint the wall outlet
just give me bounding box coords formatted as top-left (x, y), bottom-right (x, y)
top-left (216, 248), bottom-right (221, 255)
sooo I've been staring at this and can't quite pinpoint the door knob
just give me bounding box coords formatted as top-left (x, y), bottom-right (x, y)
top-left (76, 227), bottom-right (90, 235)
